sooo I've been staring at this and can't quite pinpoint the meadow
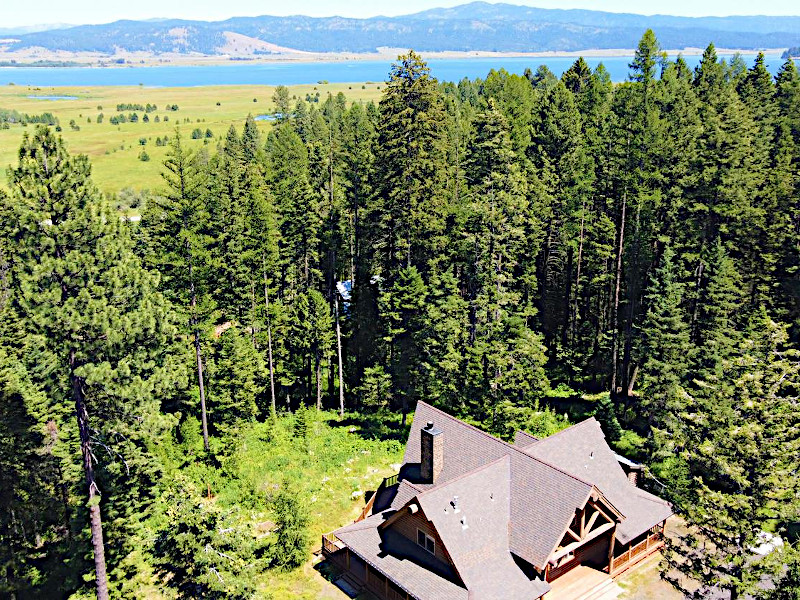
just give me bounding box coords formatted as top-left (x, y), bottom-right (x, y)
top-left (151, 410), bottom-right (406, 599)
top-left (0, 82), bottom-right (382, 195)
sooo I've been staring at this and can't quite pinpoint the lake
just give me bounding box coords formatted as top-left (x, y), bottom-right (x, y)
top-left (1, 53), bottom-right (786, 88)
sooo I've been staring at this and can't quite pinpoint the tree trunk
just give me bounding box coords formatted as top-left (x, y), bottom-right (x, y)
top-left (335, 299), bottom-right (345, 418)
top-left (194, 327), bottom-right (209, 452)
top-left (573, 199), bottom-right (586, 343)
top-left (250, 280), bottom-right (258, 350)
top-left (263, 262), bottom-right (277, 414)
top-left (189, 277), bottom-right (210, 452)
top-left (611, 192), bottom-right (627, 396)
top-left (563, 245), bottom-right (573, 350)
top-left (71, 353), bottom-right (109, 600)
top-left (627, 363), bottom-right (639, 396)
top-left (621, 197), bottom-right (643, 400)
top-left (315, 351), bottom-right (322, 410)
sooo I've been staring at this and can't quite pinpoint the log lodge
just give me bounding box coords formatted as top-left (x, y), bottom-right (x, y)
top-left (322, 402), bottom-right (672, 599)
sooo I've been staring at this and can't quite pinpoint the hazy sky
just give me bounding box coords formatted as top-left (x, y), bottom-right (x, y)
top-left (8, 0), bottom-right (800, 28)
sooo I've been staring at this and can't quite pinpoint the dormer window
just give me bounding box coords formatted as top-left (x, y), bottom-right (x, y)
top-left (417, 529), bottom-right (435, 555)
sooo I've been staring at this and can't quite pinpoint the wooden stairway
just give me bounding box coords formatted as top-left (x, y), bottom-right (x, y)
top-left (544, 566), bottom-right (622, 600)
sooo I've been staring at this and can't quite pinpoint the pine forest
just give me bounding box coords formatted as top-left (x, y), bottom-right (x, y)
top-left (0, 31), bottom-right (799, 599)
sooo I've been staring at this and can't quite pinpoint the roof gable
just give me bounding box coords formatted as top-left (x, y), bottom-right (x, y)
top-left (524, 417), bottom-right (672, 544)
top-left (387, 457), bottom-right (550, 599)
top-left (513, 430), bottom-right (539, 448)
top-left (402, 402), bottom-right (595, 569)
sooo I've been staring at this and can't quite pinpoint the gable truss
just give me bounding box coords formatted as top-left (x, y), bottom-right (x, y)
top-left (549, 498), bottom-right (616, 565)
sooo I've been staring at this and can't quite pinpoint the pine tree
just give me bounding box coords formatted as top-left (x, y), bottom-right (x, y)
top-left (638, 247), bottom-right (692, 433)
top-left (269, 484), bottom-right (311, 571)
top-left (420, 269), bottom-right (468, 412)
top-left (140, 130), bottom-right (216, 452)
top-left (208, 325), bottom-right (262, 435)
top-left (664, 310), bottom-right (800, 600)
top-left (371, 50), bottom-right (448, 275)
top-left (267, 125), bottom-right (320, 291)
top-left (464, 98), bottom-right (548, 419)
top-left (693, 240), bottom-right (747, 384)
top-left (307, 289), bottom-right (334, 410)
top-left (1, 126), bottom-right (180, 599)
top-left (382, 266), bottom-right (427, 425)
top-left (153, 479), bottom-right (265, 599)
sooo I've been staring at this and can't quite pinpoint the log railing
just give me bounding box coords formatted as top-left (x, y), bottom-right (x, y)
top-left (611, 529), bottom-right (663, 574)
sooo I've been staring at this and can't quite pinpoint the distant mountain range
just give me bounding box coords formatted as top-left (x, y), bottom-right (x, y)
top-left (0, 23), bottom-right (73, 36)
top-left (2, 2), bottom-right (800, 56)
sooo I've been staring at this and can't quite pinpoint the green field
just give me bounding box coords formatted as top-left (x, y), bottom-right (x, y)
top-left (0, 83), bottom-right (382, 194)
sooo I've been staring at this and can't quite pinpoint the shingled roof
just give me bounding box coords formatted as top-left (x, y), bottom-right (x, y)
top-left (513, 430), bottom-right (540, 448)
top-left (522, 417), bottom-right (673, 544)
top-left (409, 457), bottom-right (550, 599)
top-left (336, 513), bottom-right (468, 600)
top-left (332, 401), bottom-right (672, 599)
top-left (401, 402), bottom-right (601, 570)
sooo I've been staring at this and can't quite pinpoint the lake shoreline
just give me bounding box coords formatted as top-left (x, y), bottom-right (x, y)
top-left (0, 46), bottom-right (786, 69)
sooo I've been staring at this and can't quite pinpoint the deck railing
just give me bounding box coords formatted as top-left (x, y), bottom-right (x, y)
top-left (611, 529), bottom-right (663, 574)
top-left (322, 532), bottom-right (344, 557)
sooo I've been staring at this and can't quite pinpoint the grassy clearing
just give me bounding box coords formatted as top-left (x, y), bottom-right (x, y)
top-left (174, 410), bottom-right (405, 599)
top-left (0, 83), bottom-right (381, 194)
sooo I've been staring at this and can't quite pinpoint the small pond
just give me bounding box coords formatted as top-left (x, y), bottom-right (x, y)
top-left (27, 94), bottom-right (79, 100)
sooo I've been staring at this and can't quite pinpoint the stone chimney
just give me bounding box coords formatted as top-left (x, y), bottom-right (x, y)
top-left (420, 421), bottom-right (443, 484)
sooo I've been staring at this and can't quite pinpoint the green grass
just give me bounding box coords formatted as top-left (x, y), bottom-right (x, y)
top-left (168, 410), bottom-right (405, 599)
top-left (0, 83), bottom-right (382, 195)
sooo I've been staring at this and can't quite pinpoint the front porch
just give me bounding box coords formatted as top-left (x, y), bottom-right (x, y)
top-left (322, 533), bottom-right (413, 600)
top-left (543, 566), bottom-right (622, 600)
top-left (609, 523), bottom-right (665, 577)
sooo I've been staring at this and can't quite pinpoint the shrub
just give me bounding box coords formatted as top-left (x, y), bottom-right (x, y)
top-left (269, 484), bottom-right (311, 571)
top-left (153, 480), bottom-right (268, 599)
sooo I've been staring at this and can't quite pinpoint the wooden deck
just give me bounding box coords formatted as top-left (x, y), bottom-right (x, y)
top-left (610, 530), bottom-right (664, 576)
top-left (544, 566), bottom-right (622, 600)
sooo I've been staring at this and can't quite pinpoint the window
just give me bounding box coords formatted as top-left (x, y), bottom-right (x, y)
top-left (417, 529), bottom-right (435, 555)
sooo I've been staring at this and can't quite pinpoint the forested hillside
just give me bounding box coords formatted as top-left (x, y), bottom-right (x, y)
top-left (0, 31), bottom-right (799, 599)
top-left (5, 3), bottom-right (800, 55)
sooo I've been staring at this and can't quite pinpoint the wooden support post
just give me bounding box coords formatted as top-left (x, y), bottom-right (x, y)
top-left (385, 575), bottom-right (389, 598)
top-left (607, 528), bottom-right (617, 574)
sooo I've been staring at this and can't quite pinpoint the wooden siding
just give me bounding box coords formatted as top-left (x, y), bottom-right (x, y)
top-left (391, 508), bottom-right (454, 568)
top-left (547, 532), bottom-right (612, 582)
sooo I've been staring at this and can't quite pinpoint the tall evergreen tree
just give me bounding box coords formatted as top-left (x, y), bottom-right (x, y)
top-left (370, 50), bottom-right (448, 275)
top-left (664, 311), bottom-right (800, 600)
top-left (140, 130), bottom-right (216, 452)
top-left (1, 126), bottom-right (180, 599)
top-left (638, 247), bottom-right (692, 434)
